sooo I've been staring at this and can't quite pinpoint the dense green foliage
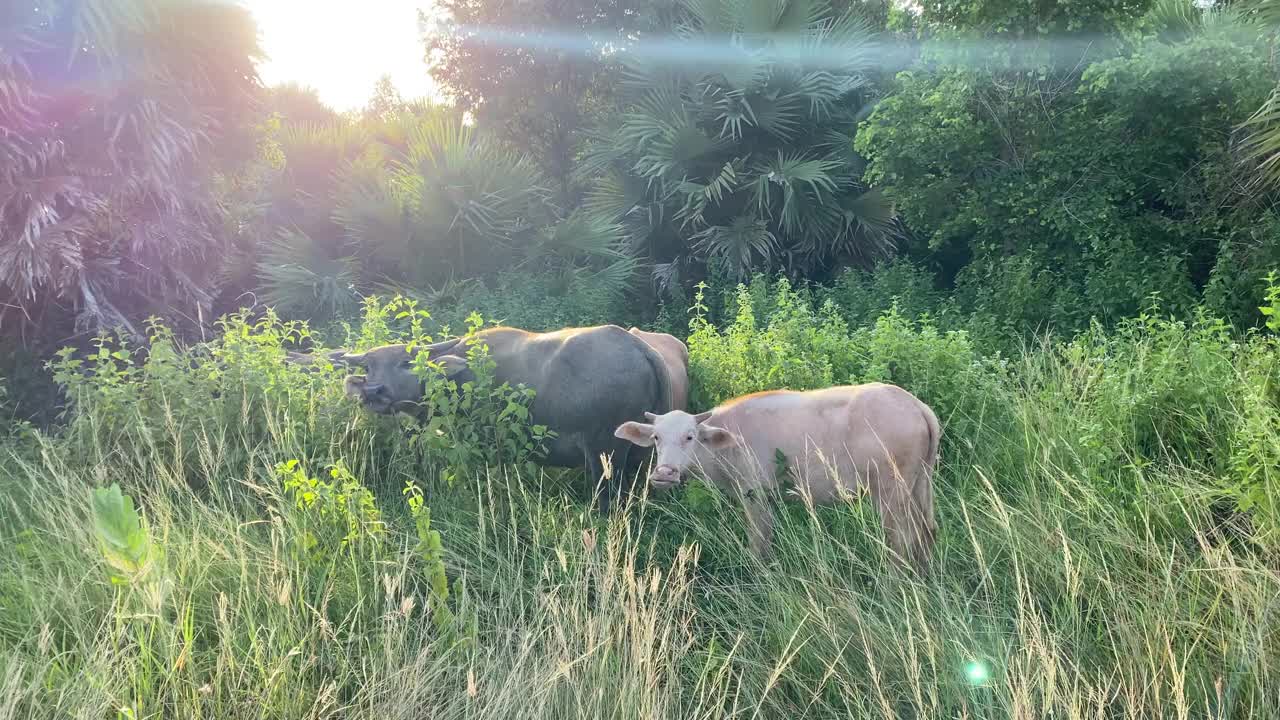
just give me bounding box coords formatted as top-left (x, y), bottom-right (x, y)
top-left (859, 1), bottom-right (1277, 339)
top-left (6, 0), bottom-right (1278, 352)
top-left (212, 107), bottom-right (639, 330)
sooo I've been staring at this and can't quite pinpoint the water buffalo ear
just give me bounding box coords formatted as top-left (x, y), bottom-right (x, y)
top-left (615, 421), bottom-right (655, 447)
top-left (698, 424), bottom-right (738, 450)
top-left (692, 410), bottom-right (714, 424)
top-left (643, 411), bottom-right (660, 422)
top-left (435, 354), bottom-right (469, 377)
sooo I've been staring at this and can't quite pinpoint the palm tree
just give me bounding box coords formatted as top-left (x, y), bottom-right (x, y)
top-left (255, 107), bottom-right (637, 321)
top-left (579, 0), bottom-right (899, 288)
top-left (0, 0), bottom-right (262, 338)
top-left (1241, 0), bottom-right (1280, 189)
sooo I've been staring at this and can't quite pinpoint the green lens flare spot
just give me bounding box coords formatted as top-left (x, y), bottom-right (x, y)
top-left (964, 660), bottom-right (991, 686)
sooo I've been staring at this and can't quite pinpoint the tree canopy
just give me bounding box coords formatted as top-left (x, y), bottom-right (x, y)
top-left (0, 0), bottom-right (261, 338)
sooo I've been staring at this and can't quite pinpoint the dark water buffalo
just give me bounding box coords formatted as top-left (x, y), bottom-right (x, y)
top-left (333, 325), bottom-right (671, 512)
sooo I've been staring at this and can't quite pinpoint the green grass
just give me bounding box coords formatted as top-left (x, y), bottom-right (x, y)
top-left (2, 390), bottom-right (1277, 717)
top-left (1, 296), bottom-right (1278, 718)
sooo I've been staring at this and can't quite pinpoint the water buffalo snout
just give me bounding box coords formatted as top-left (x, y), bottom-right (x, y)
top-left (649, 464), bottom-right (681, 489)
top-left (363, 383), bottom-right (385, 396)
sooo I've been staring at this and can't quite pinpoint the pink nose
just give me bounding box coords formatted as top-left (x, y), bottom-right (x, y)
top-left (649, 464), bottom-right (680, 486)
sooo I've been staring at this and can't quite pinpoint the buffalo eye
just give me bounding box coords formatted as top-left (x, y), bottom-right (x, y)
top-left (685, 433), bottom-right (694, 442)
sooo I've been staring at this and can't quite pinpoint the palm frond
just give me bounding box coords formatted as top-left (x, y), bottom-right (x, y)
top-left (1241, 88), bottom-right (1280, 190)
top-left (331, 155), bottom-right (411, 263)
top-left (696, 40), bottom-right (769, 94)
top-left (651, 257), bottom-right (685, 295)
top-left (1243, 0), bottom-right (1280, 27)
top-left (691, 215), bottom-right (779, 277)
top-left (582, 168), bottom-right (648, 222)
top-left (69, 0), bottom-right (149, 63)
top-left (1144, 0), bottom-right (1204, 38)
top-left (712, 89), bottom-right (759, 140)
top-left (842, 187), bottom-right (896, 233)
top-left (278, 122), bottom-right (374, 187)
top-left (681, 0), bottom-right (741, 35)
top-left (630, 115), bottom-right (726, 181)
top-left (257, 229), bottom-right (361, 320)
top-left (747, 90), bottom-right (807, 141)
top-left (536, 213), bottom-right (629, 261)
top-left (569, 255), bottom-right (640, 301)
top-left (811, 7), bottom-right (878, 74)
top-left (674, 161), bottom-right (741, 228)
top-left (773, 0), bottom-right (826, 35)
top-left (575, 126), bottom-right (634, 183)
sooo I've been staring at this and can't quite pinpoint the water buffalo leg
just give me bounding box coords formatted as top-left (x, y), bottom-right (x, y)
top-left (742, 491), bottom-right (776, 560)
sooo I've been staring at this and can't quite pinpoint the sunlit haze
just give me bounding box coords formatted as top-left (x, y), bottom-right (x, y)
top-left (246, 0), bottom-right (437, 111)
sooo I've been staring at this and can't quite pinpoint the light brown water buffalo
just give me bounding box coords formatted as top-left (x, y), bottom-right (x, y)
top-left (628, 328), bottom-right (689, 412)
top-left (615, 383), bottom-right (939, 571)
top-left (333, 325), bottom-right (672, 512)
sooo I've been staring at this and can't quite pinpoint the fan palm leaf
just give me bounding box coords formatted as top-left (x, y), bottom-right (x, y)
top-left (691, 214), bottom-right (779, 277)
top-left (332, 155), bottom-right (412, 269)
top-left (571, 255), bottom-right (640, 300)
top-left (535, 212), bottom-right (629, 261)
top-left (772, 0), bottom-right (825, 36)
top-left (681, 0), bottom-right (742, 35)
top-left (257, 229), bottom-right (360, 320)
top-left (1241, 0), bottom-right (1280, 190)
top-left (583, 0), bottom-right (894, 284)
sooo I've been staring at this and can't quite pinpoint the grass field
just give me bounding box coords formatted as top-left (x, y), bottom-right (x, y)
top-left (1, 299), bottom-right (1278, 719)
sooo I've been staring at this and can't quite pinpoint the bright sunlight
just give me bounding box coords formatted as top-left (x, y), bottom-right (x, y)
top-left (247, 0), bottom-right (436, 110)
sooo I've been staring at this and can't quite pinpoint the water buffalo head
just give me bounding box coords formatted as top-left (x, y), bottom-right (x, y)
top-left (614, 410), bottom-right (740, 489)
top-left (334, 339), bottom-right (471, 415)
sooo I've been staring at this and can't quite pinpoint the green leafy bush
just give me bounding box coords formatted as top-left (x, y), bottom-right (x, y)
top-left (686, 278), bottom-right (842, 407)
top-left (406, 312), bottom-right (555, 485)
top-left (858, 18), bottom-right (1274, 343)
top-left (48, 311), bottom-right (360, 486)
top-left (276, 458), bottom-right (387, 558)
top-left (46, 295), bottom-right (556, 496)
top-left (821, 260), bottom-right (949, 331)
top-left (688, 274), bottom-right (1012, 475)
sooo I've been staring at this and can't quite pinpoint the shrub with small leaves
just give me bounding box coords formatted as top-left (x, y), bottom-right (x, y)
top-left (276, 459), bottom-right (386, 562)
top-left (407, 312), bottom-right (555, 485)
top-left (404, 479), bottom-right (468, 641)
